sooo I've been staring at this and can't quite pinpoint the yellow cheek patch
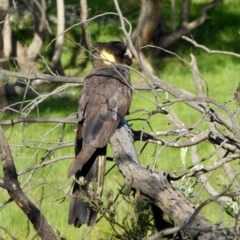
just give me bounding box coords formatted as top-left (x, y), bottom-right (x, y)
top-left (100, 49), bottom-right (116, 65)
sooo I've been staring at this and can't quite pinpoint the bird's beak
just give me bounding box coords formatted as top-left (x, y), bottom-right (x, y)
top-left (124, 48), bottom-right (132, 59)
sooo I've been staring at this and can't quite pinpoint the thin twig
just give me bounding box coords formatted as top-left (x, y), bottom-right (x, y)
top-left (182, 36), bottom-right (240, 58)
top-left (0, 117), bottom-right (77, 125)
top-left (0, 69), bottom-right (83, 83)
top-left (0, 128), bottom-right (59, 239)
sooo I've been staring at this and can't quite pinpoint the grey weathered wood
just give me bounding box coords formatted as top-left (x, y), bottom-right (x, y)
top-left (110, 124), bottom-right (226, 239)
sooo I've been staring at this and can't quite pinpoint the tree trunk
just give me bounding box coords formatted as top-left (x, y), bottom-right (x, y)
top-left (110, 124), bottom-right (227, 239)
top-left (0, 128), bottom-right (59, 240)
top-left (51, 0), bottom-right (65, 75)
top-left (16, 0), bottom-right (48, 74)
top-left (132, 0), bottom-right (222, 50)
top-left (0, 0), bottom-right (9, 108)
top-left (132, 0), bottom-right (162, 49)
top-left (80, 0), bottom-right (91, 50)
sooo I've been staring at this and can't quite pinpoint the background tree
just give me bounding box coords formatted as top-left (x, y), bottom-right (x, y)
top-left (14, 0), bottom-right (50, 73)
top-left (50, 0), bottom-right (65, 75)
top-left (0, 0), bottom-right (9, 107)
top-left (132, 0), bottom-right (222, 49)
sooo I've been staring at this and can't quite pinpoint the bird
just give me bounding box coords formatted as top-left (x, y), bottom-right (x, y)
top-left (68, 41), bottom-right (132, 228)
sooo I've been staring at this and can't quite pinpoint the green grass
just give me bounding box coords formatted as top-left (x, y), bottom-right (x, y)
top-left (2, 58), bottom-right (240, 238)
top-left (1, 81), bottom-right (238, 239)
top-left (1, 0), bottom-right (240, 239)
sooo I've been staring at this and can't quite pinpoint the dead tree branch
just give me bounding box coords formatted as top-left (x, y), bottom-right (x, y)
top-left (0, 128), bottom-right (59, 240)
top-left (157, 0), bottom-right (222, 48)
top-left (0, 225), bottom-right (17, 240)
top-left (0, 69), bottom-right (155, 90)
top-left (0, 69), bottom-right (83, 83)
top-left (115, 1), bottom-right (237, 136)
top-left (0, 117), bottom-right (77, 125)
top-left (182, 36), bottom-right (240, 58)
top-left (110, 124), bottom-right (227, 239)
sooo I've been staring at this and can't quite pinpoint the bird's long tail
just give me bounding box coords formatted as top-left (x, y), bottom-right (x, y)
top-left (68, 148), bottom-right (106, 227)
top-left (68, 143), bottom-right (97, 177)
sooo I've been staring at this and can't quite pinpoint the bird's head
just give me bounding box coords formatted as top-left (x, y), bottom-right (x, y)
top-left (92, 41), bottom-right (132, 68)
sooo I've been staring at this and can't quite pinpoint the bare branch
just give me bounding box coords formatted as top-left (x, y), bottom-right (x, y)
top-left (184, 153), bottom-right (240, 178)
top-left (110, 124), bottom-right (225, 239)
top-left (0, 225), bottom-right (17, 240)
top-left (0, 127), bottom-right (59, 240)
top-left (27, 0), bottom-right (49, 61)
top-left (0, 117), bottom-right (77, 125)
top-left (157, 0), bottom-right (222, 48)
top-left (191, 145), bottom-right (234, 205)
top-left (148, 130), bottom-right (209, 148)
top-left (182, 36), bottom-right (240, 58)
top-left (186, 0), bottom-right (222, 30)
top-left (190, 53), bottom-right (207, 98)
top-left (0, 69), bottom-right (155, 90)
top-left (0, 69), bottom-right (83, 83)
top-left (150, 130), bottom-right (240, 157)
top-left (114, 0), bottom-right (240, 137)
top-left (113, 0), bottom-right (139, 62)
top-left (19, 155), bottom-right (73, 175)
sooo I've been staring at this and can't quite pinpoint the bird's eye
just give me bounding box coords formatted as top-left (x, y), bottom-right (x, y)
top-left (115, 50), bottom-right (123, 56)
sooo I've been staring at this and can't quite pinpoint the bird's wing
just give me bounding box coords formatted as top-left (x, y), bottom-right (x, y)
top-left (68, 67), bottom-right (131, 177)
top-left (81, 67), bottom-right (131, 148)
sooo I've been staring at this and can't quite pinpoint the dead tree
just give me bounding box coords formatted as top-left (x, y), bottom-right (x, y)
top-left (0, 128), bottom-right (59, 240)
top-left (110, 124), bottom-right (230, 240)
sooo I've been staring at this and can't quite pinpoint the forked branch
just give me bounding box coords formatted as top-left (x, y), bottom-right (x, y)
top-left (0, 128), bottom-right (59, 240)
top-left (110, 124), bottom-right (227, 239)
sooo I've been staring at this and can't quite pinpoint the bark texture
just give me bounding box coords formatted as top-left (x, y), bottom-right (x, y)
top-left (110, 124), bottom-right (227, 239)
